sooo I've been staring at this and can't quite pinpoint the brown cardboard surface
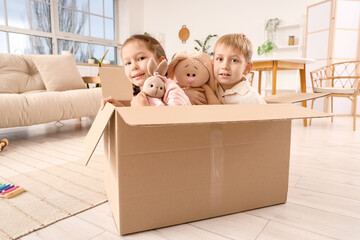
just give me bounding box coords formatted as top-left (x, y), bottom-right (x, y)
top-left (99, 67), bottom-right (133, 101)
top-left (110, 114), bottom-right (291, 235)
top-left (117, 104), bottom-right (329, 126)
top-left (264, 92), bottom-right (330, 104)
top-left (103, 113), bottom-right (120, 228)
top-left (85, 104), bottom-right (330, 235)
top-left (84, 103), bottom-right (115, 165)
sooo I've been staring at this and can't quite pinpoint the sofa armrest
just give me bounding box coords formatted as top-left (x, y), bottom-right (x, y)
top-left (82, 76), bottom-right (100, 84)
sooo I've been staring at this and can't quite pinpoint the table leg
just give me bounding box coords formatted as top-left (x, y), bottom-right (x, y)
top-left (299, 66), bottom-right (308, 127)
top-left (272, 61), bottom-right (278, 95)
top-left (258, 71), bottom-right (262, 94)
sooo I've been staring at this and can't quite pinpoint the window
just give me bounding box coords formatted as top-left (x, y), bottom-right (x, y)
top-left (0, 0), bottom-right (117, 63)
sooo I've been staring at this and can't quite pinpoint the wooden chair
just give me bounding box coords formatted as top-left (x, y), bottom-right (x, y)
top-left (247, 72), bottom-right (255, 86)
top-left (310, 61), bottom-right (360, 131)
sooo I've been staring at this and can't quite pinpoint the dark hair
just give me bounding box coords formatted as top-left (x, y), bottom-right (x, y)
top-left (121, 34), bottom-right (167, 96)
top-left (122, 34), bottom-right (167, 61)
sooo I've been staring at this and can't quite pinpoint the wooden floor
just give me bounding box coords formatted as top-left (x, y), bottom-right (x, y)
top-left (1, 116), bottom-right (360, 240)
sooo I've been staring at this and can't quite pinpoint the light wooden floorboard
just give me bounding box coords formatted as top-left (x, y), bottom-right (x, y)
top-left (288, 175), bottom-right (301, 187)
top-left (20, 216), bottom-right (105, 240)
top-left (91, 230), bottom-right (168, 240)
top-left (154, 224), bottom-right (231, 240)
top-left (0, 116), bottom-right (357, 240)
top-left (288, 187), bottom-right (360, 219)
top-left (76, 203), bottom-right (119, 235)
top-left (295, 177), bottom-right (360, 201)
top-left (248, 202), bottom-right (360, 240)
top-left (256, 221), bottom-right (336, 240)
top-left (189, 212), bottom-right (268, 240)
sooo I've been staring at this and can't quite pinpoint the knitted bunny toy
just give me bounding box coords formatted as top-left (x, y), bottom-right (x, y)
top-left (141, 58), bottom-right (167, 106)
top-left (168, 51), bottom-right (220, 105)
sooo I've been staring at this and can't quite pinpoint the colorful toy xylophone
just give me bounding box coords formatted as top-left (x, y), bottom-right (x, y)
top-left (0, 183), bottom-right (25, 199)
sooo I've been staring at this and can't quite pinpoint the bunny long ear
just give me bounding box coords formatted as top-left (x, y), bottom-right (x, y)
top-left (147, 58), bottom-right (157, 76)
top-left (157, 59), bottom-right (168, 76)
top-left (167, 51), bottom-right (190, 79)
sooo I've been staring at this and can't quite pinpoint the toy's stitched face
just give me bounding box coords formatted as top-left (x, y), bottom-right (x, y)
top-left (142, 77), bottom-right (165, 98)
top-left (174, 58), bottom-right (209, 87)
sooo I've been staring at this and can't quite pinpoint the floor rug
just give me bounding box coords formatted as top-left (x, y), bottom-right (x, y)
top-left (0, 155), bottom-right (106, 240)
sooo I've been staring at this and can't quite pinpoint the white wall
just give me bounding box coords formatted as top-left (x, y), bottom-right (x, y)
top-left (141, 0), bottom-right (320, 58)
top-left (119, 0), bottom-right (321, 94)
top-left (117, 0), bottom-right (144, 64)
top-left (119, 0), bottom-right (335, 94)
top-left (119, 0), bottom-right (321, 57)
top-left (117, 0), bottom-right (359, 120)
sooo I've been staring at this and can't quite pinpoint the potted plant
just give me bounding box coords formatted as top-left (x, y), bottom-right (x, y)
top-left (265, 18), bottom-right (281, 42)
top-left (257, 40), bottom-right (277, 56)
top-left (88, 57), bottom-right (97, 64)
top-left (86, 50), bottom-right (110, 88)
top-left (88, 49), bottom-right (109, 66)
top-left (265, 18), bottom-right (281, 32)
top-left (194, 34), bottom-right (217, 56)
top-left (98, 49), bottom-right (109, 67)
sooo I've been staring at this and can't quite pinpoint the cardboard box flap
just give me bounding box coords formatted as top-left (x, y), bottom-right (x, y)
top-left (264, 92), bottom-right (330, 104)
top-left (99, 67), bottom-right (133, 101)
top-left (84, 103), bottom-right (116, 165)
top-left (117, 104), bottom-right (330, 126)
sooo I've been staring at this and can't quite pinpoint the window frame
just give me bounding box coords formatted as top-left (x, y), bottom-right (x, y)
top-left (0, 0), bottom-right (118, 62)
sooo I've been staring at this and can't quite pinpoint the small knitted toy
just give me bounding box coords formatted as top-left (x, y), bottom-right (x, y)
top-left (142, 58), bottom-right (167, 106)
top-left (0, 138), bottom-right (8, 152)
top-left (168, 51), bottom-right (220, 105)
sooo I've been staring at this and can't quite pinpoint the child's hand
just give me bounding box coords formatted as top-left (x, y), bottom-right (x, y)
top-left (153, 73), bottom-right (191, 106)
top-left (183, 88), bottom-right (207, 105)
top-left (101, 96), bottom-right (125, 110)
top-left (153, 72), bottom-right (170, 85)
top-left (131, 92), bottom-right (150, 107)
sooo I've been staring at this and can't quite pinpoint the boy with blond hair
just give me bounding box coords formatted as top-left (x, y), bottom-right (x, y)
top-left (213, 33), bottom-right (266, 104)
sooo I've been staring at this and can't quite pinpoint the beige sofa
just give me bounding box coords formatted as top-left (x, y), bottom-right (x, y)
top-left (0, 53), bottom-right (102, 128)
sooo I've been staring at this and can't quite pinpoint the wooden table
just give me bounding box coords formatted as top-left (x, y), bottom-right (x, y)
top-left (252, 58), bottom-right (315, 126)
top-left (82, 76), bottom-right (101, 84)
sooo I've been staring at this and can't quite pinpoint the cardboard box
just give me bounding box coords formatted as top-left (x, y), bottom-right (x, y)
top-left (85, 103), bottom-right (329, 235)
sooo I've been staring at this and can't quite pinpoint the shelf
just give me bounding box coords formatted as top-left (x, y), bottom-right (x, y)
top-left (76, 63), bottom-right (118, 67)
top-left (277, 24), bottom-right (300, 30)
top-left (276, 45), bottom-right (300, 50)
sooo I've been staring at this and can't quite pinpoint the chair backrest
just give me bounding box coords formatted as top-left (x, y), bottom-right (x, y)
top-left (310, 61), bottom-right (360, 92)
top-left (247, 72), bottom-right (255, 86)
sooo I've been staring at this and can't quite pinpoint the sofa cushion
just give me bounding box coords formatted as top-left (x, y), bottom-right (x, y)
top-left (314, 87), bottom-right (356, 94)
top-left (0, 54), bottom-right (46, 93)
top-left (32, 55), bottom-right (86, 91)
top-left (0, 88), bottom-right (102, 128)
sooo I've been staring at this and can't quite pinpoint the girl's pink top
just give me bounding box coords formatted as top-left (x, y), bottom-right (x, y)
top-left (147, 97), bottom-right (165, 106)
top-left (155, 74), bottom-right (191, 106)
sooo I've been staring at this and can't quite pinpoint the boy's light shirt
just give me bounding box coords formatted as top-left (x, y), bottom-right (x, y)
top-left (216, 78), bottom-right (266, 104)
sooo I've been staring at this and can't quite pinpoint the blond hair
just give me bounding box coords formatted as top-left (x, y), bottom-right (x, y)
top-left (214, 33), bottom-right (253, 62)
